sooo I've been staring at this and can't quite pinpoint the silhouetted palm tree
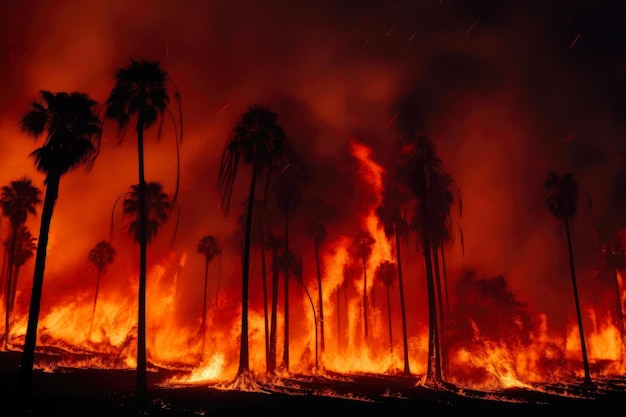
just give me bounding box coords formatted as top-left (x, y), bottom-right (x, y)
top-left (105, 59), bottom-right (181, 401)
top-left (304, 199), bottom-right (335, 357)
top-left (274, 154), bottom-right (307, 371)
top-left (599, 238), bottom-right (626, 343)
top-left (217, 105), bottom-right (285, 378)
top-left (544, 171), bottom-right (593, 386)
top-left (398, 134), bottom-right (444, 385)
top-left (266, 233), bottom-right (284, 374)
top-left (197, 234), bottom-right (221, 353)
top-left (350, 229), bottom-right (375, 341)
top-left (123, 182), bottom-right (173, 244)
top-left (0, 178), bottom-right (42, 349)
top-left (87, 240), bottom-right (116, 338)
top-left (18, 90), bottom-right (102, 400)
top-left (5, 225), bottom-right (37, 317)
top-left (375, 260), bottom-right (397, 353)
top-left (376, 178), bottom-right (411, 374)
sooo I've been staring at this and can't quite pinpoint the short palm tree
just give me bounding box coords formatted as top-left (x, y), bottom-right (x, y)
top-left (105, 58), bottom-right (181, 401)
top-left (87, 240), bottom-right (116, 339)
top-left (375, 260), bottom-right (397, 353)
top-left (18, 90), bottom-right (101, 400)
top-left (0, 178), bottom-right (42, 349)
top-left (8, 226), bottom-right (37, 311)
top-left (544, 171), bottom-right (593, 386)
top-left (197, 234), bottom-right (221, 354)
top-left (217, 105), bottom-right (285, 378)
top-left (350, 229), bottom-right (376, 341)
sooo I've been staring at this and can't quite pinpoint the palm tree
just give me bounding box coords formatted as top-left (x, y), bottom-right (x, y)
top-left (304, 199), bottom-right (335, 356)
top-left (266, 233), bottom-right (284, 374)
top-left (87, 240), bottom-right (116, 339)
top-left (375, 260), bottom-right (397, 353)
top-left (5, 225), bottom-right (37, 317)
top-left (274, 155), bottom-right (307, 371)
top-left (599, 238), bottom-right (626, 344)
top-left (105, 59), bottom-right (181, 400)
top-left (18, 90), bottom-right (102, 400)
top-left (376, 178), bottom-right (411, 375)
top-left (197, 234), bottom-right (222, 354)
top-left (217, 105), bottom-right (285, 378)
top-left (544, 171), bottom-right (593, 386)
top-left (0, 178), bottom-right (42, 349)
top-left (398, 134), bottom-right (444, 385)
top-left (350, 229), bottom-right (375, 341)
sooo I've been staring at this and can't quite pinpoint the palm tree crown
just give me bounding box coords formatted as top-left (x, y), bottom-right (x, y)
top-left (88, 240), bottom-right (117, 275)
top-left (544, 171), bottom-right (591, 222)
top-left (0, 178), bottom-right (42, 228)
top-left (197, 235), bottom-right (222, 262)
top-left (123, 182), bottom-right (172, 244)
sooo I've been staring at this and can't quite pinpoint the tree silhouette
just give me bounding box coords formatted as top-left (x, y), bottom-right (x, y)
top-left (105, 59), bottom-right (181, 401)
top-left (18, 90), bottom-right (101, 401)
top-left (304, 205), bottom-right (334, 358)
top-left (266, 233), bottom-right (284, 374)
top-left (87, 240), bottom-right (116, 339)
top-left (0, 178), bottom-right (42, 349)
top-left (350, 229), bottom-right (375, 341)
top-left (197, 234), bottom-right (221, 354)
top-left (375, 178), bottom-right (411, 374)
top-left (217, 105), bottom-right (285, 378)
top-left (375, 260), bottom-right (397, 353)
top-left (544, 171), bottom-right (593, 386)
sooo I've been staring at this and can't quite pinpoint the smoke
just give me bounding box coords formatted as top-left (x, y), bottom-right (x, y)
top-left (1, 0), bottom-right (625, 358)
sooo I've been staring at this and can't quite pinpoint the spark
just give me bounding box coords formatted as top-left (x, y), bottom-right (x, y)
top-left (406, 30), bottom-right (418, 43)
top-left (216, 102), bottom-right (231, 115)
top-left (465, 19), bottom-right (480, 36)
top-left (613, 155), bottom-right (622, 165)
top-left (386, 113), bottom-right (398, 127)
top-left (359, 36), bottom-right (372, 51)
top-left (562, 134), bottom-right (576, 143)
top-left (384, 26), bottom-right (398, 37)
top-left (569, 33), bottom-right (581, 48)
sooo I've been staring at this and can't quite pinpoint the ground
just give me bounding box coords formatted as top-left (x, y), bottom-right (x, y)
top-left (1, 350), bottom-right (626, 416)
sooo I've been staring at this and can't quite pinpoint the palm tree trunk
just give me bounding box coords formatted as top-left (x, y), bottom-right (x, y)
top-left (613, 269), bottom-right (625, 344)
top-left (201, 259), bottom-right (209, 355)
top-left (4, 226), bottom-right (17, 350)
top-left (17, 173), bottom-right (59, 402)
top-left (282, 213), bottom-right (290, 371)
top-left (386, 285), bottom-right (392, 352)
top-left (395, 229), bottom-right (410, 375)
top-left (88, 270), bottom-right (102, 339)
top-left (432, 245), bottom-right (446, 379)
top-left (269, 250), bottom-right (279, 374)
top-left (136, 122), bottom-right (148, 401)
top-left (260, 237), bottom-right (269, 373)
top-left (422, 217), bottom-right (441, 384)
top-left (441, 245), bottom-right (450, 313)
top-left (564, 218), bottom-right (592, 385)
top-left (314, 243), bottom-right (325, 353)
top-left (362, 258), bottom-right (368, 341)
top-left (238, 168), bottom-right (257, 376)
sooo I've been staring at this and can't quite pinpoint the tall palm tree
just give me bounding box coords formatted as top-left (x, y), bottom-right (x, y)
top-left (105, 59), bottom-right (181, 400)
top-left (304, 199), bottom-right (335, 356)
top-left (217, 105), bottom-right (285, 377)
top-left (398, 134), bottom-right (444, 385)
top-left (266, 233), bottom-right (284, 374)
top-left (0, 178), bottom-right (42, 349)
top-left (197, 234), bottom-right (222, 354)
top-left (376, 178), bottom-right (411, 375)
top-left (350, 229), bottom-right (375, 341)
top-left (18, 90), bottom-right (102, 400)
top-left (544, 171), bottom-right (593, 386)
top-left (87, 240), bottom-right (116, 339)
top-left (274, 155), bottom-right (307, 371)
top-left (375, 260), bottom-right (397, 353)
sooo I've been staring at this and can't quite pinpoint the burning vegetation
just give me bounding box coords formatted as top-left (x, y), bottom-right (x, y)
top-left (0, 0), bottom-right (626, 412)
